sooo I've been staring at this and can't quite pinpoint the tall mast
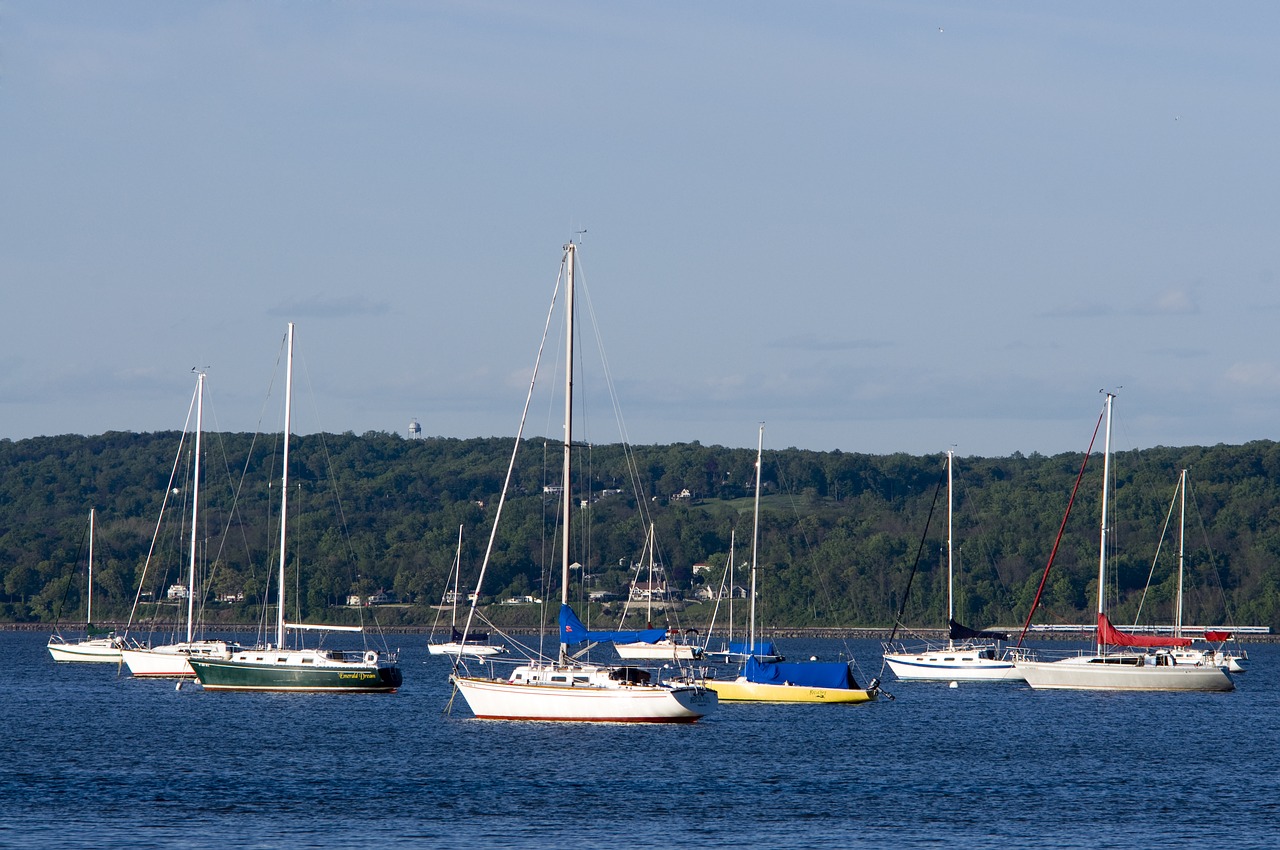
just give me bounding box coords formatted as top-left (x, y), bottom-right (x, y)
top-left (87, 508), bottom-right (95, 627)
top-left (187, 371), bottom-right (204, 643)
top-left (560, 244), bottom-right (576, 664)
top-left (1096, 392), bottom-right (1114, 654)
top-left (451, 524), bottom-right (463, 629)
top-left (276, 322), bottom-right (294, 649)
top-left (1176, 468), bottom-right (1187, 638)
top-left (750, 423), bottom-right (763, 658)
top-left (946, 449), bottom-right (954, 630)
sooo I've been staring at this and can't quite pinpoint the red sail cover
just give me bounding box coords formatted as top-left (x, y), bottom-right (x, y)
top-left (1097, 613), bottom-right (1192, 648)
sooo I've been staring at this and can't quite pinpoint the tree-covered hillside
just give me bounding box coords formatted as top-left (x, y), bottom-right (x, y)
top-left (3, 431), bottom-right (1279, 632)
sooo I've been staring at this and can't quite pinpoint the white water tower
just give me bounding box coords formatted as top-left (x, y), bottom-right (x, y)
top-left (408, 418), bottom-right (422, 439)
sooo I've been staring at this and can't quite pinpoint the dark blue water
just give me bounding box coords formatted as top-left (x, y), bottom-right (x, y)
top-left (2, 631), bottom-right (1276, 849)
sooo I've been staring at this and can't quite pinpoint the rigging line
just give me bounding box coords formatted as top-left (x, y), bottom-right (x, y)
top-left (1133, 473), bottom-right (1181, 626)
top-left (1187, 473), bottom-right (1239, 626)
top-left (456, 252), bottom-right (566, 677)
top-left (124, 382), bottom-right (199, 635)
top-left (887, 459), bottom-right (948, 643)
top-left (1014, 402), bottom-right (1106, 648)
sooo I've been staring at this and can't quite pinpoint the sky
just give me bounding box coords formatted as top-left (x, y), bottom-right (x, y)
top-left (3, 2), bottom-right (1279, 458)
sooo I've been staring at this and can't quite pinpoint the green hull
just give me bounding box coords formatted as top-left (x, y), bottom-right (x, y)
top-left (189, 656), bottom-right (403, 693)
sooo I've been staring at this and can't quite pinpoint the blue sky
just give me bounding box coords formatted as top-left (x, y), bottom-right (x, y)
top-left (3, 2), bottom-right (1278, 457)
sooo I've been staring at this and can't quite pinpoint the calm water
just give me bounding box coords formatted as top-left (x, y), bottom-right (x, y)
top-left (1, 630), bottom-right (1276, 849)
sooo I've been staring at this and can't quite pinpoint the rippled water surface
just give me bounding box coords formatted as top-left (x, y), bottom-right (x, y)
top-left (2, 631), bottom-right (1276, 849)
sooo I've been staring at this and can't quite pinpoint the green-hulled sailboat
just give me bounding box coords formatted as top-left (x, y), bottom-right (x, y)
top-left (188, 323), bottom-right (402, 693)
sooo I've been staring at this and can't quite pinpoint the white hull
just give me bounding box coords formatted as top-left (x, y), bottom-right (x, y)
top-left (452, 663), bottom-right (716, 722)
top-left (883, 646), bottom-right (1024, 682)
top-left (1168, 647), bottom-right (1247, 673)
top-left (1016, 655), bottom-right (1234, 691)
top-left (47, 637), bottom-right (122, 663)
top-left (427, 642), bottom-right (506, 657)
top-left (121, 640), bottom-right (239, 678)
top-left (614, 639), bottom-right (702, 660)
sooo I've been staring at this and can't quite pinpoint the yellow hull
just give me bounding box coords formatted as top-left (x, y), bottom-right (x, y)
top-left (707, 677), bottom-right (876, 704)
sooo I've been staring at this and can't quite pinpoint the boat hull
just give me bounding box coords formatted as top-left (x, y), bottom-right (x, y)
top-left (613, 640), bottom-right (702, 660)
top-left (189, 651), bottom-right (403, 693)
top-left (47, 637), bottom-right (123, 663)
top-left (452, 674), bottom-right (716, 722)
top-left (426, 642), bottom-right (506, 657)
top-left (1016, 656), bottom-right (1234, 691)
top-left (707, 677), bottom-right (877, 704)
top-left (121, 641), bottom-right (239, 678)
top-left (883, 646), bottom-right (1025, 682)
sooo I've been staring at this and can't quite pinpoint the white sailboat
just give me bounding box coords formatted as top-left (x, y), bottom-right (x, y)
top-left (449, 241), bottom-right (717, 722)
top-left (188, 324), bottom-right (403, 693)
top-left (47, 508), bottom-right (125, 663)
top-left (1015, 393), bottom-right (1234, 692)
top-left (427, 525), bottom-right (506, 657)
top-left (613, 525), bottom-right (703, 661)
top-left (706, 425), bottom-right (879, 704)
top-left (1156, 470), bottom-right (1248, 674)
top-left (882, 450), bottom-right (1023, 682)
top-left (122, 371), bottom-right (239, 678)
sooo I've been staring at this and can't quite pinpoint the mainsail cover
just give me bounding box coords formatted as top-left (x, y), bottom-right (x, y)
top-left (742, 657), bottom-right (857, 689)
top-left (728, 640), bottom-right (781, 659)
top-left (559, 604), bottom-right (666, 646)
top-left (948, 619), bottom-right (1009, 642)
top-left (1097, 613), bottom-right (1192, 648)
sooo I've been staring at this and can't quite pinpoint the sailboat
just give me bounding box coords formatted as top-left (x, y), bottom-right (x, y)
top-left (1154, 470), bottom-right (1248, 674)
top-left (188, 324), bottom-right (403, 693)
top-left (703, 529), bottom-right (783, 664)
top-left (449, 241), bottom-right (717, 722)
top-left (427, 525), bottom-right (506, 657)
top-left (122, 371), bottom-right (240, 678)
top-left (882, 450), bottom-right (1023, 682)
top-left (613, 525), bottom-right (703, 661)
top-left (707, 425), bottom-right (879, 704)
top-left (1015, 393), bottom-right (1234, 692)
top-left (47, 508), bottom-right (125, 663)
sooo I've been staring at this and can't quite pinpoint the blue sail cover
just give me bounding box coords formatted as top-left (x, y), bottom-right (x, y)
top-left (742, 656), bottom-right (856, 689)
top-left (729, 640), bottom-right (780, 658)
top-left (559, 604), bottom-right (666, 645)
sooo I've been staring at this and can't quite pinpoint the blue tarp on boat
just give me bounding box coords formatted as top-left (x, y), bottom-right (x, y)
top-left (559, 604), bottom-right (666, 646)
top-left (742, 656), bottom-right (856, 689)
top-left (728, 640), bottom-right (781, 658)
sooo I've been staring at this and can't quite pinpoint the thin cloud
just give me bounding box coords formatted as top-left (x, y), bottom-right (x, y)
top-left (1224, 361), bottom-right (1280, 391)
top-left (267, 295), bottom-right (391, 319)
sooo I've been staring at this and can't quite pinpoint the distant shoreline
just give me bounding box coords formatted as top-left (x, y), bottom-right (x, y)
top-left (14, 621), bottom-right (1276, 642)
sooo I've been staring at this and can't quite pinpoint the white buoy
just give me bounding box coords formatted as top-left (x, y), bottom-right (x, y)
top-left (949, 681), bottom-right (958, 689)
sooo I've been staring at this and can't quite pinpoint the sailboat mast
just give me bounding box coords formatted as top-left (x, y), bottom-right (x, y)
top-left (451, 524), bottom-right (463, 629)
top-left (87, 508), bottom-right (95, 627)
top-left (946, 449), bottom-right (954, 628)
top-left (276, 322), bottom-right (294, 649)
top-left (560, 244), bottom-right (576, 662)
top-left (187, 371), bottom-right (204, 644)
top-left (1176, 468), bottom-right (1186, 638)
top-left (750, 423), bottom-right (763, 658)
top-left (1096, 392), bottom-right (1114, 654)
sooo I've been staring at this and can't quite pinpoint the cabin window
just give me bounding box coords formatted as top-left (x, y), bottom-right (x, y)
top-left (574, 676), bottom-right (589, 684)
top-left (302, 658), bottom-right (313, 664)
top-left (551, 676), bottom-right (567, 683)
